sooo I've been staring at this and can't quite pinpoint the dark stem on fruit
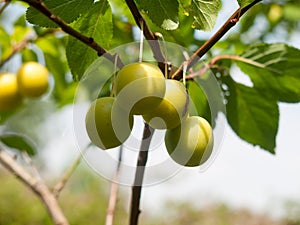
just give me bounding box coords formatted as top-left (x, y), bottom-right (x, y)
top-left (124, 0), bottom-right (166, 73)
top-left (171, 0), bottom-right (263, 80)
top-left (129, 123), bottom-right (154, 225)
top-left (20, 0), bottom-right (124, 69)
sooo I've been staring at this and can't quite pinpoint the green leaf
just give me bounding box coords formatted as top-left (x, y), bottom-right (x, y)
top-left (131, 4), bottom-right (195, 47)
top-left (11, 26), bottom-right (31, 43)
top-left (45, 52), bottom-right (76, 106)
top-left (179, 0), bottom-right (221, 31)
top-left (186, 80), bottom-right (211, 124)
top-left (66, 0), bottom-right (113, 81)
top-left (0, 111), bottom-right (15, 124)
top-left (239, 3), bottom-right (261, 34)
top-left (21, 48), bottom-right (38, 62)
top-left (111, 18), bottom-right (134, 47)
top-left (14, 15), bottom-right (27, 27)
top-left (109, 0), bottom-right (136, 24)
top-left (236, 43), bottom-right (300, 103)
top-left (98, 75), bottom-right (113, 98)
top-left (26, 0), bottom-right (94, 28)
top-left (36, 36), bottom-right (75, 106)
top-left (0, 134), bottom-right (36, 156)
top-left (136, 0), bottom-right (179, 30)
top-left (0, 26), bottom-right (11, 60)
top-left (37, 37), bottom-right (67, 87)
top-left (223, 76), bottom-right (279, 153)
top-left (237, 0), bottom-right (253, 8)
top-left (169, 5), bottom-right (196, 46)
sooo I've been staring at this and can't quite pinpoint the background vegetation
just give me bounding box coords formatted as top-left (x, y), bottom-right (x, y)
top-left (1, 166), bottom-right (300, 225)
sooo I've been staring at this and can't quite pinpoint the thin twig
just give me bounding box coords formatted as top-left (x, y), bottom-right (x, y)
top-left (22, 151), bottom-right (42, 181)
top-left (124, 0), bottom-right (166, 71)
top-left (52, 152), bottom-right (84, 198)
top-left (20, 0), bottom-right (123, 68)
top-left (105, 145), bottom-right (123, 225)
top-left (208, 54), bottom-right (267, 68)
top-left (172, 0), bottom-right (263, 80)
top-left (0, 29), bottom-right (57, 68)
top-left (186, 54), bottom-right (267, 79)
top-left (0, 149), bottom-right (69, 225)
top-left (0, 0), bottom-right (10, 15)
top-left (0, 31), bottom-right (36, 68)
top-left (129, 123), bottom-right (155, 225)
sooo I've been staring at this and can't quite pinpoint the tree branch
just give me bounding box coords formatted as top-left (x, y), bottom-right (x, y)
top-left (209, 54), bottom-right (267, 68)
top-left (22, 151), bottom-right (42, 181)
top-left (20, 0), bottom-right (124, 68)
top-left (105, 145), bottom-right (123, 225)
top-left (0, 150), bottom-right (69, 225)
top-left (0, 31), bottom-right (35, 68)
top-left (129, 123), bottom-right (154, 225)
top-left (186, 53), bottom-right (268, 79)
top-left (171, 0), bottom-right (263, 80)
top-left (0, 0), bottom-right (10, 15)
top-left (124, 0), bottom-right (166, 72)
top-left (52, 152), bottom-right (83, 198)
top-left (0, 28), bottom-right (59, 68)
top-left (186, 54), bottom-right (261, 79)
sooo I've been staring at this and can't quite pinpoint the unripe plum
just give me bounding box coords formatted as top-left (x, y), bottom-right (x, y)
top-left (0, 73), bottom-right (22, 111)
top-left (143, 79), bottom-right (189, 129)
top-left (165, 116), bottom-right (213, 167)
top-left (85, 97), bottom-right (133, 149)
top-left (115, 62), bottom-right (166, 115)
top-left (17, 62), bottom-right (49, 97)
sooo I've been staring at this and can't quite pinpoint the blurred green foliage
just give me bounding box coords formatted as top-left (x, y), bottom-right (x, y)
top-left (0, 171), bottom-right (52, 225)
top-left (0, 165), bottom-right (128, 225)
top-left (1, 165), bottom-right (300, 225)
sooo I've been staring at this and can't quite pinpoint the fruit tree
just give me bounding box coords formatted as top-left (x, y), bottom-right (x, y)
top-left (0, 0), bottom-right (300, 225)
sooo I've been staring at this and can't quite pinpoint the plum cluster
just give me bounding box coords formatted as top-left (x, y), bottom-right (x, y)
top-left (85, 62), bottom-right (213, 167)
top-left (0, 62), bottom-right (49, 112)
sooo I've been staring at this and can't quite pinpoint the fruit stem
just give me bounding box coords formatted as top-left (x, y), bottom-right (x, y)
top-left (182, 62), bottom-right (187, 87)
top-left (139, 20), bottom-right (144, 63)
top-left (155, 33), bottom-right (169, 79)
top-left (124, 0), bottom-right (166, 69)
top-left (110, 54), bottom-right (119, 97)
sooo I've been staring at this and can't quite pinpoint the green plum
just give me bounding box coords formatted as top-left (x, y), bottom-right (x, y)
top-left (85, 97), bottom-right (133, 149)
top-left (17, 62), bottom-right (49, 98)
top-left (142, 79), bottom-right (189, 129)
top-left (115, 62), bottom-right (166, 115)
top-left (0, 73), bottom-right (22, 111)
top-left (165, 116), bottom-right (214, 167)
